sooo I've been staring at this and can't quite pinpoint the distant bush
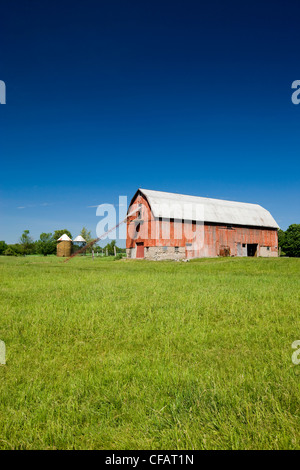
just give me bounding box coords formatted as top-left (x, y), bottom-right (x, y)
top-left (0, 241), bottom-right (7, 255)
top-left (5, 244), bottom-right (25, 256)
top-left (114, 253), bottom-right (123, 261)
top-left (35, 233), bottom-right (56, 256)
top-left (4, 247), bottom-right (18, 256)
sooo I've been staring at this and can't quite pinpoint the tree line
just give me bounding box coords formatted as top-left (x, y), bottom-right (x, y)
top-left (1, 224), bottom-right (299, 257)
top-left (278, 224), bottom-right (300, 257)
top-left (0, 227), bottom-right (126, 257)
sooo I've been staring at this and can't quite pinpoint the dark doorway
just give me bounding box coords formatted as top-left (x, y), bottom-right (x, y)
top-left (247, 244), bottom-right (258, 257)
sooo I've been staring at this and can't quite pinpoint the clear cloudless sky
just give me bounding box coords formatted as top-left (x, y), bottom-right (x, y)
top-left (1, 0), bottom-right (300, 245)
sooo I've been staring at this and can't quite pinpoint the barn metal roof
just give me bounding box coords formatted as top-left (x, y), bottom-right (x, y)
top-left (138, 189), bottom-right (279, 228)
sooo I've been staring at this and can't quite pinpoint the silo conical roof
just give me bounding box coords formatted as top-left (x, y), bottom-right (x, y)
top-left (73, 235), bottom-right (86, 242)
top-left (57, 234), bottom-right (72, 241)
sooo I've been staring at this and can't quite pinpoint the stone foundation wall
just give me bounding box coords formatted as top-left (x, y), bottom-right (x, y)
top-left (127, 244), bottom-right (278, 260)
top-left (127, 246), bottom-right (185, 260)
top-left (144, 246), bottom-right (185, 261)
top-left (259, 246), bottom-right (278, 257)
top-left (126, 247), bottom-right (136, 259)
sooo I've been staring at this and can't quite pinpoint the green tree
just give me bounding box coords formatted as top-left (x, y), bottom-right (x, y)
top-left (278, 229), bottom-right (286, 256)
top-left (103, 241), bottom-right (125, 256)
top-left (19, 230), bottom-right (34, 254)
top-left (0, 241), bottom-right (7, 255)
top-left (3, 246), bottom-right (17, 256)
top-left (36, 233), bottom-right (56, 256)
top-left (282, 224), bottom-right (300, 257)
top-left (7, 244), bottom-right (24, 255)
top-left (104, 240), bottom-right (116, 256)
top-left (80, 227), bottom-right (92, 243)
top-left (53, 229), bottom-right (72, 242)
top-left (80, 227), bottom-right (94, 253)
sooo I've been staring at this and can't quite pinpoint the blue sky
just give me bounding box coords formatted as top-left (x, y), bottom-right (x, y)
top-left (1, 0), bottom-right (300, 245)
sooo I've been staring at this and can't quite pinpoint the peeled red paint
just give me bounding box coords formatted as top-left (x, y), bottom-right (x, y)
top-left (126, 193), bottom-right (278, 258)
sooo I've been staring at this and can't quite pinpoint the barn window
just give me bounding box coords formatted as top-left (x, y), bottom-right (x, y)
top-left (242, 244), bottom-right (246, 248)
top-left (175, 247), bottom-right (179, 253)
top-left (136, 223), bottom-right (140, 233)
top-left (267, 246), bottom-right (270, 251)
top-left (163, 246), bottom-right (168, 252)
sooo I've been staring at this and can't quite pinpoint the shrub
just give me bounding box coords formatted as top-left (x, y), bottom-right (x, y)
top-left (4, 247), bottom-right (18, 256)
top-left (0, 241), bottom-right (7, 255)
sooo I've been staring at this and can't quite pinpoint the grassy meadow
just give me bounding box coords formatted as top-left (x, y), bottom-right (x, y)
top-left (0, 255), bottom-right (300, 449)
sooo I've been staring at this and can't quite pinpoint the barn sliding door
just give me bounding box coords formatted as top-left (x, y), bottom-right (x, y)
top-left (136, 243), bottom-right (144, 258)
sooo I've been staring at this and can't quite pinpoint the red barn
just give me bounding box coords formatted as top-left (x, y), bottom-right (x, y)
top-left (126, 189), bottom-right (279, 260)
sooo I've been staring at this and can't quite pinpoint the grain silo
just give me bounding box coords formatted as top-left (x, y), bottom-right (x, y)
top-left (73, 235), bottom-right (86, 254)
top-left (73, 235), bottom-right (86, 246)
top-left (57, 234), bottom-right (72, 257)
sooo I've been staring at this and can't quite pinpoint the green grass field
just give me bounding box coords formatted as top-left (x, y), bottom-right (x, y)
top-left (0, 255), bottom-right (300, 449)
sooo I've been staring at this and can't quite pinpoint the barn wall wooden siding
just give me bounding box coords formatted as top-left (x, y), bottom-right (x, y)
top-left (126, 192), bottom-right (278, 260)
